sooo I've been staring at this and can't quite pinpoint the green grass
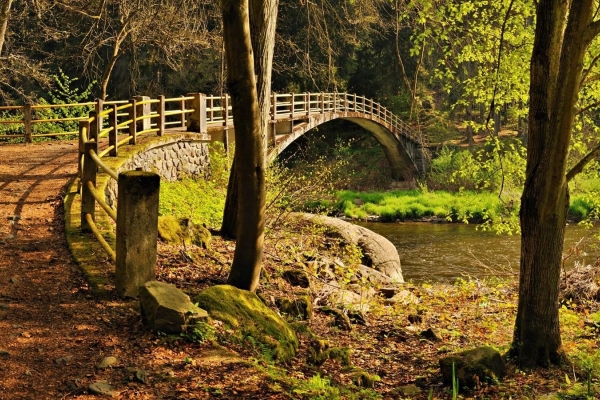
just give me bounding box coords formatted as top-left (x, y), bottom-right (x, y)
top-left (329, 189), bottom-right (505, 222)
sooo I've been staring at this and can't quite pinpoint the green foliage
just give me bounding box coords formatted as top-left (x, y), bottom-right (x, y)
top-left (180, 322), bottom-right (215, 344)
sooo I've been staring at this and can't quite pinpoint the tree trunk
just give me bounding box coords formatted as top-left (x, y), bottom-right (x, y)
top-left (511, 0), bottom-right (594, 368)
top-left (221, 0), bottom-right (277, 239)
top-left (221, 0), bottom-right (266, 292)
top-left (0, 0), bottom-right (13, 58)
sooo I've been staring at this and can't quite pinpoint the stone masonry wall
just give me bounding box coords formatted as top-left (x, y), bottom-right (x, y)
top-left (105, 140), bottom-right (209, 207)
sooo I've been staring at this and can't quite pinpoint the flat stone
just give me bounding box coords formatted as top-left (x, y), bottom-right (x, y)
top-left (9, 277), bottom-right (18, 284)
top-left (140, 281), bottom-right (208, 334)
top-left (88, 381), bottom-right (115, 396)
top-left (395, 384), bottom-right (422, 397)
top-left (420, 327), bottom-right (442, 342)
top-left (97, 356), bottom-right (118, 369)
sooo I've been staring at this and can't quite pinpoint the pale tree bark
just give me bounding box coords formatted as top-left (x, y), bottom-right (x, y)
top-left (0, 0), bottom-right (13, 57)
top-left (221, 0), bottom-right (266, 292)
top-left (221, 0), bottom-right (277, 239)
top-left (511, 0), bottom-right (597, 368)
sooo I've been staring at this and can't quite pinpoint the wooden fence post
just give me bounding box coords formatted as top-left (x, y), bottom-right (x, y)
top-left (128, 98), bottom-right (137, 145)
top-left (320, 93), bottom-right (325, 114)
top-left (81, 141), bottom-right (98, 232)
top-left (109, 104), bottom-right (118, 156)
top-left (134, 95), bottom-right (151, 133)
top-left (115, 170), bottom-right (160, 298)
top-left (305, 92), bottom-right (310, 116)
top-left (89, 111), bottom-right (99, 142)
top-left (24, 103), bottom-right (32, 143)
top-left (186, 93), bottom-right (207, 133)
top-left (95, 99), bottom-right (104, 131)
top-left (157, 95), bottom-right (165, 136)
top-left (180, 96), bottom-right (186, 128)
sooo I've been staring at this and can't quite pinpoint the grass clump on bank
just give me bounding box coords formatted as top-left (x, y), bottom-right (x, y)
top-left (328, 189), bottom-right (506, 223)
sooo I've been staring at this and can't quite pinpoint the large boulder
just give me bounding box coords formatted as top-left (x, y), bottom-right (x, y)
top-left (300, 213), bottom-right (403, 283)
top-left (139, 281), bottom-right (208, 334)
top-left (439, 346), bottom-right (506, 388)
top-left (194, 285), bottom-right (299, 362)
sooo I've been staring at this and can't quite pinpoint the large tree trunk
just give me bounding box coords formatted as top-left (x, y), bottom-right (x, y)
top-left (221, 0), bottom-right (266, 292)
top-left (0, 0), bottom-right (13, 57)
top-left (221, 0), bottom-right (277, 239)
top-left (511, 0), bottom-right (593, 368)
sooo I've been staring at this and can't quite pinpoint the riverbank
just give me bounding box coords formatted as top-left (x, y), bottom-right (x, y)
top-left (149, 225), bottom-right (600, 399)
top-left (309, 189), bottom-right (600, 226)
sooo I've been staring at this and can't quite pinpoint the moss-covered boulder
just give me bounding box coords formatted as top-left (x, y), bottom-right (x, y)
top-left (282, 269), bottom-right (310, 288)
top-left (194, 285), bottom-right (298, 362)
top-left (439, 346), bottom-right (506, 388)
top-left (157, 216), bottom-right (211, 248)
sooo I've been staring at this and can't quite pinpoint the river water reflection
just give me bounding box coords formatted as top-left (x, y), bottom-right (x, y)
top-left (357, 221), bottom-right (600, 282)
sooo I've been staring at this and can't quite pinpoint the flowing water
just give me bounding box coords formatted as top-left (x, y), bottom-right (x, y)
top-left (356, 221), bottom-right (600, 282)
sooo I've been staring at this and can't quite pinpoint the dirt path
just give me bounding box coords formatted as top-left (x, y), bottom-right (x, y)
top-left (0, 141), bottom-right (146, 399)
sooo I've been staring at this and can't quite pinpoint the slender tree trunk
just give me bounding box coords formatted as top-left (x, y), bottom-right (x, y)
top-left (511, 0), bottom-right (593, 368)
top-left (221, 0), bottom-right (266, 292)
top-left (0, 0), bottom-right (13, 57)
top-left (221, 0), bottom-right (277, 239)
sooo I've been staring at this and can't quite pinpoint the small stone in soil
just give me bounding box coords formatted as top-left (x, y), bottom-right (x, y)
top-left (54, 355), bottom-right (73, 364)
top-left (97, 356), bottom-right (117, 369)
top-left (88, 381), bottom-right (115, 396)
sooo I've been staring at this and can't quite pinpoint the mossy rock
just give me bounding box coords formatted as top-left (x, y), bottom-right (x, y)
top-left (439, 346), bottom-right (506, 389)
top-left (194, 285), bottom-right (298, 362)
top-left (275, 295), bottom-right (313, 321)
top-left (349, 369), bottom-right (381, 388)
top-left (158, 216), bottom-right (211, 248)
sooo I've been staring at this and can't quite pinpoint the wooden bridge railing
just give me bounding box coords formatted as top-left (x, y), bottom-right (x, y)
top-left (0, 92), bottom-right (426, 146)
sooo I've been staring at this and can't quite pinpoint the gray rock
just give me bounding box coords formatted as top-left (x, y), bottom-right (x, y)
top-left (97, 356), bottom-right (118, 369)
top-left (300, 214), bottom-right (403, 282)
top-left (276, 296), bottom-right (313, 320)
top-left (439, 346), bottom-right (506, 388)
top-left (319, 307), bottom-right (352, 331)
top-left (384, 289), bottom-right (419, 305)
top-left (378, 287), bottom-right (398, 298)
top-left (88, 381), bottom-right (115, 396)
top-left (139, 281), bottom-right (208, 334)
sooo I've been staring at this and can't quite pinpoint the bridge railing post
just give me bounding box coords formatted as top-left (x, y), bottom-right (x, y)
top-left (289, 93), bottom-right (294, 119)
top-left (134, 95), bottom-right (151, 134)
top-left (223, 94), bottom-right (230, 126)
top-left (128, 98), bottom-right (137, 145)
top-left (320, 93), bottom-right (325, 114)
top-left (109, 104), bottom-right (118, 156)
top-left (186, 93), bottom-right (207, 134)
top-left (343, 93), bottom-right (348, 116)
top-left (157, 95), bottom-right (165, 136)
top-left (305, 92), bottom-right (310, 116)
top-left (81, 140), bottom-right (98, 232)
top-left (179, 96), bottom-right (186, 128)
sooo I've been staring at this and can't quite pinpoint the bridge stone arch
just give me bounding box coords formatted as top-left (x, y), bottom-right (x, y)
top-left (203, 93), bottom-right (429, 181)
top-left (269, 114), bottom-right (427, 181)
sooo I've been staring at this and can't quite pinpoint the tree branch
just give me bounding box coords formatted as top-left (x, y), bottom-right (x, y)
top-left (566, 142), bottom-right (600, 182)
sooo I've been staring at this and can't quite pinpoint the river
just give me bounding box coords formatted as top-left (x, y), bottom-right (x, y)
top-left (357, 221), bottom-right (600, 282)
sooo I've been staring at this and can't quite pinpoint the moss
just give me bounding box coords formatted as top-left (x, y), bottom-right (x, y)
top-left (194, 285), bottom-right (299, 362)
top-left (275, 295), bottom-right (313, 321)
top-left (158, 215), bottom-right (183, 243)
top-left (349, 369), bottom-right (381, 388)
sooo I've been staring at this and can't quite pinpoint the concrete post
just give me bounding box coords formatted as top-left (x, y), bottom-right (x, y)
top-left (128, 98), bottom-right (137, 145)
top-left (115, 170), bottom-right (160, 298)
top-left (81, 141), bottom-right (98, 232)
top-left (157, 95), bottom-right (165, 136)
top-left (134, 95), bottom-right (151, 133)
top-left (186, 93), bottom-right (207, 133)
